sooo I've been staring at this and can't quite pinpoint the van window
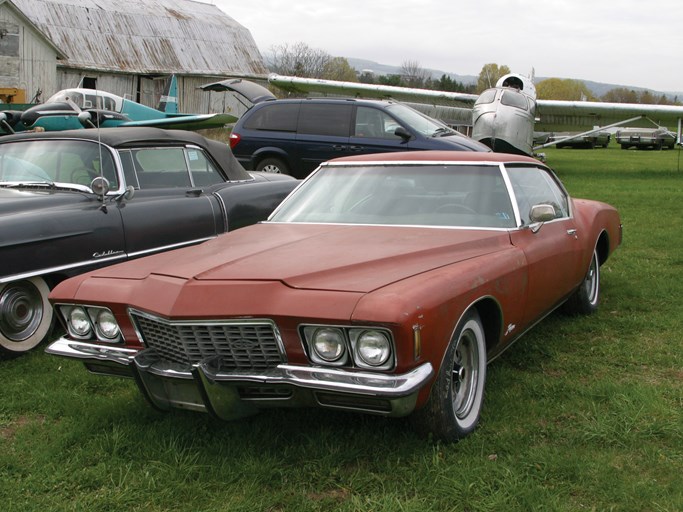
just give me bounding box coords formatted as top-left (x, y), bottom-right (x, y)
top-left (354, 106), bottom-right (400, 139)
top-left (243, 103), bottom-right (298, 132)
top-left (298, 103), bottom-right (352, 137)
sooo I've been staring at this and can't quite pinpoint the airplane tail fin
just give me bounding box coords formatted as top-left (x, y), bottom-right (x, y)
top-left (157, 75), bottom-right (178, 114)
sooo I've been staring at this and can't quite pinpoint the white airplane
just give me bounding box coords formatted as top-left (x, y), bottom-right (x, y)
top-left (265, 72), bottom-right (683, 156)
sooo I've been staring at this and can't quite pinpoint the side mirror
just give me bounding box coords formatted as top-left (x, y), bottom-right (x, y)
top-left (528, 204), bottom-right (556, 233)
top-left (90, 176), bottom-right (110, 199)
top-left (530, 204), bottom-right (556, 223)
top-left (394, 126), bottom-right (412, 141)
top-left (118, 185), bottom-right (135, 202)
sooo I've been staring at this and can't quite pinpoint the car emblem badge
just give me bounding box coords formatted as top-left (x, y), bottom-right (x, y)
top-left (230, 338), bottom-right (257, 350)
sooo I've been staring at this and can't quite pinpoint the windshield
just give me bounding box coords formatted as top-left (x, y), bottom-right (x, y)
top-left (271, 163), bottom-right (516, 229)
top-left (0, 140), bottom-right (119, 189)
top-left (384, 103), bottom-right (456, 137)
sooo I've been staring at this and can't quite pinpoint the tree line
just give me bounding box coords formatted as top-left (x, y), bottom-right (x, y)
top-left (267, 43), bottom-right (680, 105)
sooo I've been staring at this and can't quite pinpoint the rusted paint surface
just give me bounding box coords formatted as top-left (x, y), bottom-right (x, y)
top-left (11, 0), bottom-right (267, 75)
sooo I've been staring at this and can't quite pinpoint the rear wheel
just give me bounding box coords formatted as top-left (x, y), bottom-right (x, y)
top-left (0, 277), bottom-right (54, 355)
top-left (411, 310), bottom-right (486, 442)
top-left (563, 248), bottom-right (600, 315)
top-left (256, 157), bottom-right (289, 175)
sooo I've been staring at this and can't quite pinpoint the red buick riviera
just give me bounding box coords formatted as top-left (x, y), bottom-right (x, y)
top-left (47, 151), bottom-right (621, 441)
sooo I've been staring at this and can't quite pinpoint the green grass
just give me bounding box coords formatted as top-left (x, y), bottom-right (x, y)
top-left (2, 143), bottom-right (682, 511)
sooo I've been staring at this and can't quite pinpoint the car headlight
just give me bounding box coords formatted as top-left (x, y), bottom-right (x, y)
top-left (353, 330), bottom-right (392, 367)
top-left (302, 325), bottom-right (395, 370)
top-left (95, 309), bottom-right (120, 340)
top-left (60, 305), bottom-right (121, 342)
top-left (68, 307), bottom-right (92, 337)
top-left (311, 327), bottom-right (346, 362)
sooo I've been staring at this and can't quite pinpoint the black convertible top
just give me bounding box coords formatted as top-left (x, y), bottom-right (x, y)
top-left (0, 127), bottom-right (251, 181)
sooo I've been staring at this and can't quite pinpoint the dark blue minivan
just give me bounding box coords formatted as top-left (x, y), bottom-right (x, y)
top-left (229, 98), bottom-right (490, 178)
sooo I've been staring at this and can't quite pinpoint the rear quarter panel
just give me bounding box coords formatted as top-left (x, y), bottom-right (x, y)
top-left (572, 198), bottom-right (622, 262)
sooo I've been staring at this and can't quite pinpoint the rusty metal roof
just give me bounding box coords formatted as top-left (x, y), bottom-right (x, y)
top-left (10, 0), bottom-right (267, 75)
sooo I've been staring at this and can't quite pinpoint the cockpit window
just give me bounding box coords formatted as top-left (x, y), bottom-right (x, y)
top-left (500, 90), bottom-right (528, 111)
top-left (46, 90), bottom-right (121, 112)
top-left (475, 89), bottom-right (497, 105)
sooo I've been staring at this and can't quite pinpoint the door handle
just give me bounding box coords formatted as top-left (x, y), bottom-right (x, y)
top-left (348, 145), bottom-right (364, 151)
top-left (332, 145), bottom-right (346, 151)
top-left (566, 228), bottom-right (578, 238)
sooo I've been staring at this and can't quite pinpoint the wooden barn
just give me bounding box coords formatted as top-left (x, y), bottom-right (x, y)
top-left (0, 0), bottom-right (266, 117)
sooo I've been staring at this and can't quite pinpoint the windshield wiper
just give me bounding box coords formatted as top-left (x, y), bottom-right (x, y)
top-left (2, 181), bottom-right (57, 189)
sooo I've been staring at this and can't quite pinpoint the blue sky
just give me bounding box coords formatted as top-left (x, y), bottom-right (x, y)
top-left (208, 0), bottom-right (682, 93)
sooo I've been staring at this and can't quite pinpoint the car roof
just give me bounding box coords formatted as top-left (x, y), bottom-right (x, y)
top-left (256, 97), bottom-right (400, 107)
top-left (326, 150), bottom-right (544, 165)
top-left (0, 127), bottom-right (252, 181)
top-left (1, 126), bottom-right (212, 146)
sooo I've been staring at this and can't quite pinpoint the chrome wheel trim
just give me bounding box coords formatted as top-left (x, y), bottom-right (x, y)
top-left (451, 325), bottom-right (481, 421)
top-left (0, 277), bottom-right (53, 352)
top-left (584, 251), bottom-right (600, 307)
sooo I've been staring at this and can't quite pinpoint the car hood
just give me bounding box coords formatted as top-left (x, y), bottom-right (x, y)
top-left (89, 223), bottom-right (512, 293)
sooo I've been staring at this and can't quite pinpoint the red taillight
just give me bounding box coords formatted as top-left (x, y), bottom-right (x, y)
top-left (229, 132), bottom-right (241, 149)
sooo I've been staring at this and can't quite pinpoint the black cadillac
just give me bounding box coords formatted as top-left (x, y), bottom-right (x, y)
top-left (0, 127), bottom-right (298, 355)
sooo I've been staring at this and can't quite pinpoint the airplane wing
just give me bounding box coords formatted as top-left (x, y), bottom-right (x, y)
top-left (120, 113), bottom-right (238, 131)
top-left (268, 74), bottom-right (479, 106)
top-left (535, 99), bottom-right (683, 131)
top-left (268, 74), bottom-right (682, 134)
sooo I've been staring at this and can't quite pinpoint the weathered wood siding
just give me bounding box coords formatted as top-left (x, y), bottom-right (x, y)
top-left (4, 0), bottom-right (267, 111)
top-left (0, 2), bottom-right (58, 103)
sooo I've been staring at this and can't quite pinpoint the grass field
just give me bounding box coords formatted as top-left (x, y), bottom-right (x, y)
top-left (1, 144), bottom-right (682, 511)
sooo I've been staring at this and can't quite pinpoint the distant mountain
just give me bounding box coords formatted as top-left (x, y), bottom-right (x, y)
top-left (346, 58), bottom-right (478, 86)
top-left (345, 57), bottom-right (682, 99)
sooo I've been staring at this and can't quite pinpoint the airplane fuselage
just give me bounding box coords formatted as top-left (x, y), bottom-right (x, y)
top-left (471, 74), bottom-right (537, 155)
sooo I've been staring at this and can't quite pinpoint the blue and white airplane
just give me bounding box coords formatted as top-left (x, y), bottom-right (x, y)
top-left (0, 75), bottom-right (236, 135)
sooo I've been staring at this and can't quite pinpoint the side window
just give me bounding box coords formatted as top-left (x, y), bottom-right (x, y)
top-left (298, 103), bottom-right (352, 137)
top-left (243, 103), bottom-right (298, 132)
top-left (506, 166), bottom-right (569, 224)
top-left (354, 107), bottom-right (400, 139)
top-left (129, 148), bottom-right (191, 188)
top-left (118, 150), bottom-right (140, 189)
top-left (187, 148), bottom-right (224, 186)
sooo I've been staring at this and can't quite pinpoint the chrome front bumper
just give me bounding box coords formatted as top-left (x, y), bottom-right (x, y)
top-left (46, 337), bottom-right (434, 419)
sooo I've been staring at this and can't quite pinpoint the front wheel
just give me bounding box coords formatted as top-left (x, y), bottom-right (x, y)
top-left (0, 277), bottom-right (54, 356)
top-left (411, 310), bottom-right (487, 442)
top-left (255, 157), bottom-right (289, 175)
top-left (562, 248), bottom-right (600, 315)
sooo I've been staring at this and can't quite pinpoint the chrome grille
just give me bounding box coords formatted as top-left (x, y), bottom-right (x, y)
top-left (130, 310), bottom-right (284, 369)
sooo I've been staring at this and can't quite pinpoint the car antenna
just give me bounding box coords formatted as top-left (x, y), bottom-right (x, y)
top-left (93, 84), bottom-right (108, 212)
